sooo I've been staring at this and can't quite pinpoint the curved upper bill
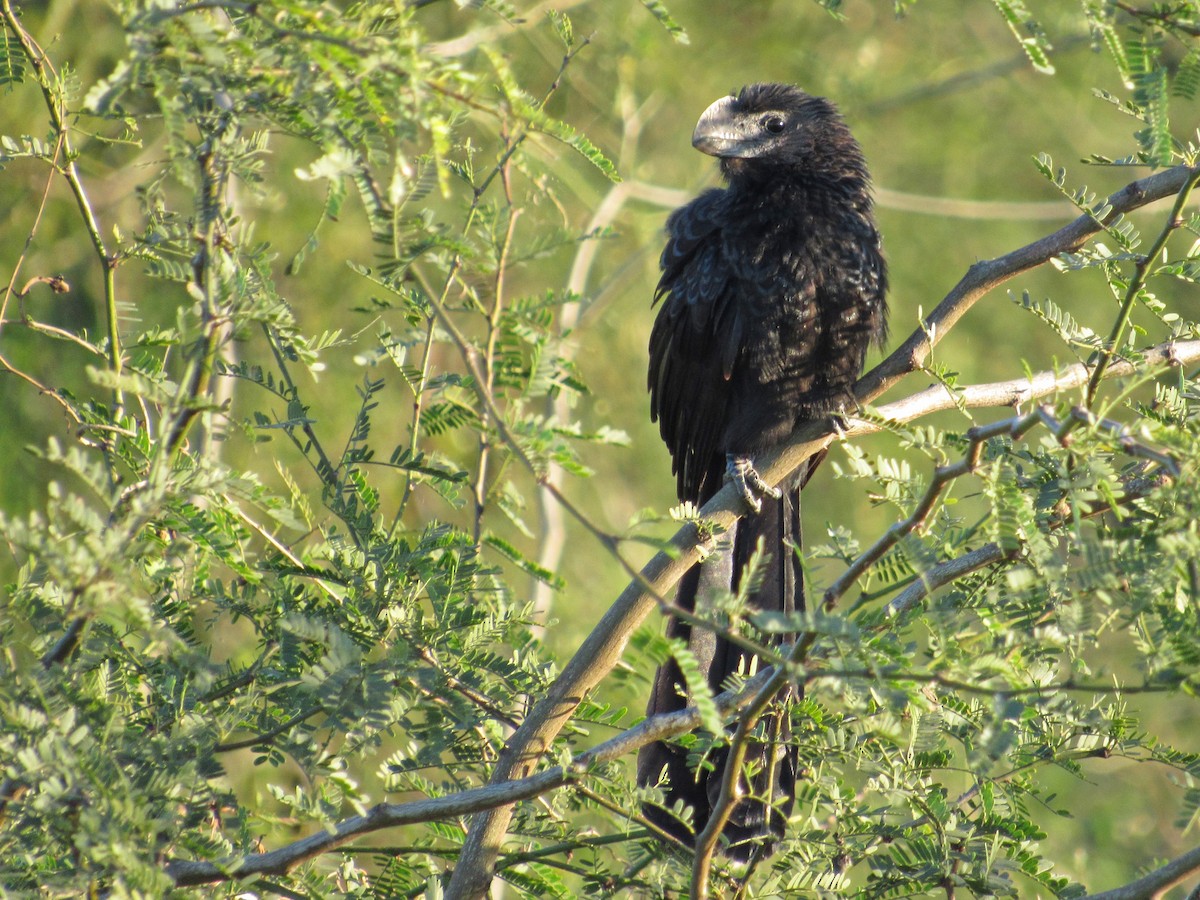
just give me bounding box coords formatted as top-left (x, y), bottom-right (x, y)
top-left (691, 95), bottom-right (755, 158)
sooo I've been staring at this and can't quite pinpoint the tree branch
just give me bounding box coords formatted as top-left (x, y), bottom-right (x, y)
top-left (689, 663), bottom-right (793, 898)
top-left (1081, 843), bottom-right (1200, 900)
top-left (165, 665), bottom-right (776, 886)
top-left (885, 543), bottom-right (1011, 618)
top-left (446, 162), bottom-right (1200, 900)
top-left (833, 398), bottom-right (1180, 615)
top-left (1086, 166), bottom-right (1200, 404)
top-left (162, 325), bottom-right (1199, 888)
top-left (856, 163), bottom-right (1200, 404)
top-left (1, 0), bottom-right (123, 394)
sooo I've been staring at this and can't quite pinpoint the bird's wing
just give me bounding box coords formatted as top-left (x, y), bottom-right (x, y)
top-left (649, 189), bottom-right (743, 502)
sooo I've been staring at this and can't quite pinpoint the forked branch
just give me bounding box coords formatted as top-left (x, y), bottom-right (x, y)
top-left (445, 163), bottom-right (1200, 900)
top-left (165, 664), bottom-right (778, 886)
top-left (160, 335), bottom-right (1200, 890)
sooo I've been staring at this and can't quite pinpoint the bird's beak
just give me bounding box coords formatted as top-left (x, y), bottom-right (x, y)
top-left (692, 95), bottom-right (754, 158)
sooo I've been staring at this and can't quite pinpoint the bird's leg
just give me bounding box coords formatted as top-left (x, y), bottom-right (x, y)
top-left (725, 453), bottom-right (782, 514)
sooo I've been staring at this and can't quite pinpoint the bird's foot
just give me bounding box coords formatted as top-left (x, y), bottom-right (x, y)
top-left (725, 454), bottom-right (781, 514)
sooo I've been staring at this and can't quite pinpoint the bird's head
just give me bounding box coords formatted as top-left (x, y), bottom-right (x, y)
top-left (692, 83), bottom-right (863, 184)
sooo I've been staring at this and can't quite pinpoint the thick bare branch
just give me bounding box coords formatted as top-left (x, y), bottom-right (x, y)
top-left (446, 165), bottom-right (1200, 899)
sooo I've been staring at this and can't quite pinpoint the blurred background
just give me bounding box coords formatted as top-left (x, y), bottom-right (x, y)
top-left (3, 0), bottom-right (1198, 891)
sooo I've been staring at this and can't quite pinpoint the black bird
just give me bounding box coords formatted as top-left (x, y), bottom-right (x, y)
top-left (638, 83), bottom-right (887, 859)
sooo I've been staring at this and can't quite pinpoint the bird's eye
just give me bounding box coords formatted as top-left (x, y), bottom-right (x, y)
top-left (763, 115), bottom-right (785, 134)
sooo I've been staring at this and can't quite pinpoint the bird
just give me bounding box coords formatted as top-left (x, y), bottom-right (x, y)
top-left (637, 82), bottom-right (887, 861)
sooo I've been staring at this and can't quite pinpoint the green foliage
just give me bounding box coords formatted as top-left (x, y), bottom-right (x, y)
top-left (993, 0), bottom-right (1055, 74)
top-left (2, 0), bottom-right (1200, 898)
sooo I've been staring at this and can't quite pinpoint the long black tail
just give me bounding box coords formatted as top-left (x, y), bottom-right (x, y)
top-left (638, 458), bottom-right (818, 859)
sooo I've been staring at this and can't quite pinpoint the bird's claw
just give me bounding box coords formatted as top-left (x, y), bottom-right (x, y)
top-left (725, 454), bottom-right (781, 513)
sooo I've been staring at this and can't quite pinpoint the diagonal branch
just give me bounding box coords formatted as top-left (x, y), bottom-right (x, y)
top-left (856, 163), bottom-right (1200, 404)
top-left (884, 543), bottom-right (1011, 618)
top-left (446, 164), bottom-right (1200, 899)
top-left (829, 399), bottom-right (1179, 615)
top-left (447, 331), bottom-right (1200, 896)
top-left (819, 415), bottom-right (1019, 611)
top-left (1086, 166), bottom-right (1200, 404)
top-left (165, 664), bottom-right (777, 886)
top-left (1080, 843), bottom-right (1200, 900)
top-left (445, 162), bottom-right (1200, 900)
top-left (163, 335), bottom-right (1200, 891)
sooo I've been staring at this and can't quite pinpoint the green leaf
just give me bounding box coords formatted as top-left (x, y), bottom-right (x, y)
top-left (482, 46), bottom-right (621, 183)
top-left (483, 532), bottom-right (563, 588)
top-left (640, 0), bottom-right (689, 44)
top-left (547, 9), bottom-right (574, 47)
top-left (1174, 47), bottom-right (1200, 101)
top-left (289, 174), bottom-right (347, 275)
top-left (992, 0), bottom-right (1055, 74)
top-left (0, 34), bottom-right (26, 88)
top-left (669, 638), bottom-right (725, 737)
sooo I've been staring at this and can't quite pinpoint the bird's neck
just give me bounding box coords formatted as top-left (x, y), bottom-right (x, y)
top-left (727, 168), bottom-right (872, 217)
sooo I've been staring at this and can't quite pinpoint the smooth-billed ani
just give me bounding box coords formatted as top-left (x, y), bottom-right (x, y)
top-left (638, 83), bottom-right (887, 859)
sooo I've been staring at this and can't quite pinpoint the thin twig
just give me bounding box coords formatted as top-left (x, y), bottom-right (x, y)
top-left (4, 315), bottom-right (103, 357)
top-left (533, 90), bottom-right (657, 632)
top-left (885, 544), bottom-right (1012, 618)
top-left (820, 417), bottom-right (1006, 611)
top-left (159, 131), bottom-right (231, 460)
top-left (0, 350), bottom-right (82, 422)
top-left (1087, 167), bottom-right (1200, 405)
top-left (413, 646), bottom-right (522, 731)
top-left (228, 506), bottom-right (342, 601)
top-left (689, 683), bottom-right (786, 898)
top-left (394, 311), bottom-right (438, 526)
top-left (1, 0), bottom-right (123, 394)
top-left (690, 625), bottom-right (819, 897)
top-left (829, 398), bottom-right (1179, 613)
top-left (882, 434), bottom-right (1174, 619)
top-left (213, 704), bottom-right (324, 753)
top-left (474, 198), bottom-right (520, 548)
top-left (1112, 1), bottom-right (1200, 38)
top-left (0, 147), bottom-right (62, 327)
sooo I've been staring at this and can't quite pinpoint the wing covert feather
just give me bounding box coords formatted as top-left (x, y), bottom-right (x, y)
top-left (649, 190), bottom-right (737, 502)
